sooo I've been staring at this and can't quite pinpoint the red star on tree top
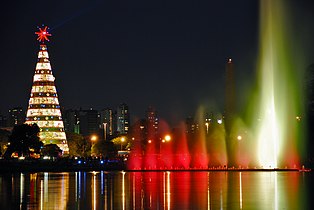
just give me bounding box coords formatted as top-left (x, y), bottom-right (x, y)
top-left (35, 26), bottom-right (51, 43)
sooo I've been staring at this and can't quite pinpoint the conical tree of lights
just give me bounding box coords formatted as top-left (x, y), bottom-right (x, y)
top-left (25, 26), bottom-right (69, 154)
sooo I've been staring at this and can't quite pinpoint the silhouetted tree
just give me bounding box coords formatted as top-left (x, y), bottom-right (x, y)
top-left (41, 144), bottom-right (62, 158)
top-left (4, 124), bottom-right (43, 158)
top-left (66, 132), bottom-right (91, 157)
top-left (93, 141), bottom-right (116, 158)
top-left (0, 129), bottom-right (10, 155)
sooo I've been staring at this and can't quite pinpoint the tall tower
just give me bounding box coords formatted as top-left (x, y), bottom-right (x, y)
top-left (25, 26), bottom-right (69, 153)
top-left (225, 58), bottom-right (235, 119)
top-left (225, 58), bottom-right (235, 165)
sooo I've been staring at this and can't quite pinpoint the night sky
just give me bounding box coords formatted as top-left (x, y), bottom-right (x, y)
top-left (1, 0), bottom-right (313, 126)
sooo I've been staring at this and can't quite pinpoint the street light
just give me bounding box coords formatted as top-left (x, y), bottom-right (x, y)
top-left (91, 135), bottom-right (98, 156)
top-left (164, 135), bottom-right (171, 142)
top-left (91, 135), bottom-right (98, 142)
top-left (159, 135), bottom-right (172, 169)
top-left (160, 135), bottom-right (171, 154)
top-left (121, 137), bottom-right (125, 151)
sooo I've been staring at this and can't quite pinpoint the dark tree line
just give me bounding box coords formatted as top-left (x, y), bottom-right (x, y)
top-left (1, 124), bottom-right (118, 159)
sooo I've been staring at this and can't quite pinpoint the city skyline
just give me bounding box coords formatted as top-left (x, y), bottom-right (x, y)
top-left (1, 0), bottom-right (313, 126)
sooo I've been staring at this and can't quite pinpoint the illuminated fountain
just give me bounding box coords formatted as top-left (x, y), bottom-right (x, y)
top-left (127, 113), bottom-right (228, 170)
top-left (127, 0), bottom-right (306, 171)
top-left (253, 0), bottom-right (304, 169)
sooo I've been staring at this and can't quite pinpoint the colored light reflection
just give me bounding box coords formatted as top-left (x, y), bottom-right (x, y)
top-left (166, 172), bottom-right (171, 210)
top-left (0, 171), bottom-right (311, 209)
top-left (122, 171), bottom-right (126, 210)
top-left (92, 172), bottom-right (96, 210)
top-left (20, 173), bottom-right (24, 206)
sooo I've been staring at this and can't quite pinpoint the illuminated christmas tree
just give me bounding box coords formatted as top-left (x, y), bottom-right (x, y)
top-left (25, 25), bottom-right (69, 154)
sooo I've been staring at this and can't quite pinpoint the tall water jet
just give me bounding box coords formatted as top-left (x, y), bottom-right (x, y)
top-left (173, 122), bottom-right (191, 169)
top-left (255, 0), bottom-right (302, 168)
top-left (191, 106), bottom-right (209, 168)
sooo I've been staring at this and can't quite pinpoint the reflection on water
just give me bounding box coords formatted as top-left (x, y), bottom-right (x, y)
top-left (0, 171), bottom-right (312, 209)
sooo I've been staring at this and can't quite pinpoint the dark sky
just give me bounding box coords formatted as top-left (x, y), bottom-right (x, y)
top-left (1, 0), bottom-right (313, 126)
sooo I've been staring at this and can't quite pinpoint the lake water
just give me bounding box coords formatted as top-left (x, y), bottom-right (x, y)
top-left (0, 171), bottom-right (313, 209)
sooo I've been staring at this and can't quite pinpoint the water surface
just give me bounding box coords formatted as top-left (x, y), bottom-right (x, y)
top-left (0, 171), bottom-right (313, 209)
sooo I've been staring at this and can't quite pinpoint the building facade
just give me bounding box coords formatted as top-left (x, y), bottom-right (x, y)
top-left (8, 107), bottom-right (25, 127)
top-left (117, 103), bottom-right (130, 135)
top-left (100, 108), bottom-right (116, 140)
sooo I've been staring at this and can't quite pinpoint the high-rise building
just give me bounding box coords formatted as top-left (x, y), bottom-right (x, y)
top-left (204, 112), bottom-right (214, 134)
top-left (117, 103), bottom-right (130, 135)
top-left (8, 107), bottom-right (25, 126)
top-left (77, 108), bottom-right (100, 137)
top-left (185, 116), bottom-right (198, 134)
top-left (63, 108), bottom-right (100, 137)
top-left (25, 26), bottom-right (69, 153)
top-left (146, 106), bottom-right (159, 135)
top-left (63, 109), bottom-right (80, 134)
top-left (100, 108), bottom-right (116, 140)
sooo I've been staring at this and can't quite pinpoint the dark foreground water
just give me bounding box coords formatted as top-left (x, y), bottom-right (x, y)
top-left (0, 171), bottom-right (313, 210)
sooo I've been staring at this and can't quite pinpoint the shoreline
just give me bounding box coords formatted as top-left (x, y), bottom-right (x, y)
top-left (0, 159), bottom-right (311, 173)
top-left (0, 158), bottom-right (125, 173)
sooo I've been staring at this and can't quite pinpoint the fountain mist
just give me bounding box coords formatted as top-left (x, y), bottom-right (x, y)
top-left (255, 0), bottom-right (302, 168)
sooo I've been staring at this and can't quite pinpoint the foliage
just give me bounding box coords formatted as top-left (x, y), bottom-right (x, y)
top-left (111, 136), bottom-right (128, 149)
top-left (41, 144), bottom-right (62, 157)
top-left (0, 129), bottom-right (10, 142)
top-left (4, 124), bottom-right (43, 158)
top-left (66, 132), bottom-right (91, 157)
top-left (93, 141), bottom-right (116, 158)
top-left (0, 129), bottom-right (11, 155)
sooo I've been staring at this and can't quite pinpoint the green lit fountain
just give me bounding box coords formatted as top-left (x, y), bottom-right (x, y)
top-left (254, 0), bottom-right (304, 168)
